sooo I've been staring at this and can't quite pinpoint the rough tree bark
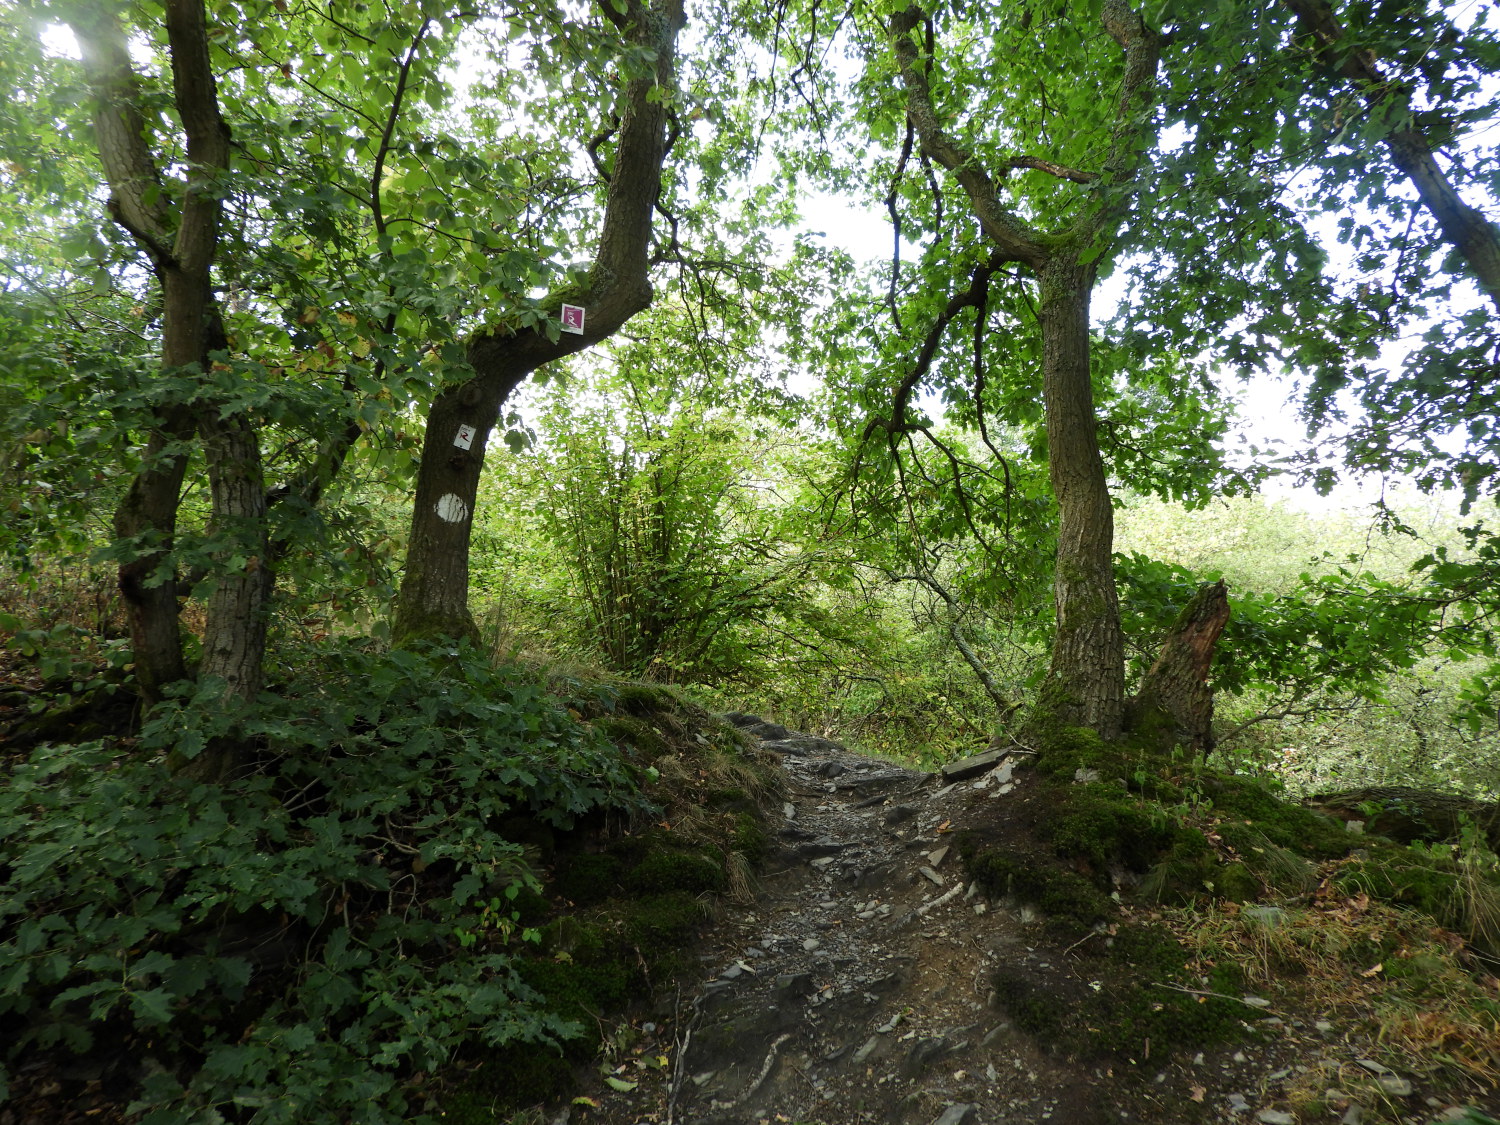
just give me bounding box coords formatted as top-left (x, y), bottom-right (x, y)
top-left (392, 0), bottom-right (687, 646)
top-left (887, 0), bottom-right (1160, 740)
top-left (74, 0), bottom-right (272, 753)
top-left (1282, 0), bottom-right (1500, 314)
top-left (1038, 257), bottom-right (1124, 735)
top-left (1126, 580), bottom-right (1230, 756)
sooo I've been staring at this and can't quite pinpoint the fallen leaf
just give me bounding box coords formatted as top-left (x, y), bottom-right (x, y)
top-left (573, 1097), bottom-right (599, 1108)
top-left (1189, 1086), bottom-right (1206, 1103)
top-left (1361, 963), bottom-right (1384, 977)
top-left (604, 1076), bottom-right (638, 1092)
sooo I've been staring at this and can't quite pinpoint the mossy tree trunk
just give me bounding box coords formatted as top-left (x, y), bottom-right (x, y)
top-left (391, 0), bottom-right (687, 647)
top-left (1038, 257), bottom-right (1124, 738)
top-left (888, 0), bottom-right (1158, 742)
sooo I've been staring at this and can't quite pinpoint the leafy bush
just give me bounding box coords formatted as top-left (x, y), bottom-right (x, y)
top-left (0, 641), bottom-right (652, 1122)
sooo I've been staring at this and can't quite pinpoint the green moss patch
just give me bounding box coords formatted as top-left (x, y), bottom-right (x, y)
top-left (441, 1046), bottom-right (574, 1120)
top-left (1202, 776), bottom-right (1352, 860)
top-left (961, 844), bottom-right (1113, 930)
top-left (624, 846), bottom-right (727, 895)
top-left (556, 852), bottom-right (626, 905)
top-left (991, 923), bottom-right (1250, 1061)
top-left (596, 714), bottom-right (672, 760)
top-left (1045, 787), bottom-right (1175, 870)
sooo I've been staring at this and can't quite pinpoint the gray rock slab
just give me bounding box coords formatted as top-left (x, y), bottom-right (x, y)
top-left (903, 1035), bottom-right (959, 1076)
top-left (774, 972), bottom-right (813, 995)
top-left (930, 1104), bottom-right (977, 1125)
top-left (759, 738), bottom-right (807, 756)
top-left (940, 749), bottom-right (1006, 782)
top-left (745, 720), bottom-right (792, 740)
top-left (852, 1035), bottom-right (885, 1064)
top-left (792, 836), bottom-right (848, 858)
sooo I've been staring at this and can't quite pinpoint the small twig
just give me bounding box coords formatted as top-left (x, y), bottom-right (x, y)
top-left (714, 1038), bottom-right (798, 1110)
top-left (666, 985), bottom-right (691, 1125)
top-left (1153, 982), bottom-right (1267, 1008)
top-left (1062, 928), bottom-right (1106, 956)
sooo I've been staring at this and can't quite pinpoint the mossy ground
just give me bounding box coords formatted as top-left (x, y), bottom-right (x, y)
top-left (956, 720), bottom-right (1500, 1088)
top-left (434, 681), bottom-right (780, 1120)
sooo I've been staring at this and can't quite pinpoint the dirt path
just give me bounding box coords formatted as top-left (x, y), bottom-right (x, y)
top-left (586, 720), bottom-right (1494, 1125)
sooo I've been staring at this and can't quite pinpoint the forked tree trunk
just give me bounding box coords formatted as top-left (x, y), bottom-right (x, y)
top-left (1126, 579), bottom-right (1229, 756)
top-left (77, 0), bottom-right (271, 750)
top-left (1038, 257), bottom-right (1125, 738)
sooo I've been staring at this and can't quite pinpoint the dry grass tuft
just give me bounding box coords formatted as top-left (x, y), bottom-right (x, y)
top-left (1165, 898), bottom-right (1500, 1086)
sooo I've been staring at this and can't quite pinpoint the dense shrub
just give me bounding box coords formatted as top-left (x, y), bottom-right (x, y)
top-left (0, 641), bottom-right (652, 1122)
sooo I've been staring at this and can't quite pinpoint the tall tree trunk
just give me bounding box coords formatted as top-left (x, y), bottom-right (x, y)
top-left (1037, 256), bottom-right (1124, 738)
top-left (391, 0), bottom-right (686, 646)
top-left (75, 0), bottom-right (268, 733)
top-left (395, 366), bottom-right (529, 645)
top-left (887, 2), bottom-right (1156, 742)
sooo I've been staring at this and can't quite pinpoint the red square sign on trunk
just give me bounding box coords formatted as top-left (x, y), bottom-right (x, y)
top-left (560, 304), bottom-right (585, 334)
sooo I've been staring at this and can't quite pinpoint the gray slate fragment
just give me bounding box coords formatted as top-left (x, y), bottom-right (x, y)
top-left (940, 749), bottom-right (1006, 783)
top-left (793, 836), bottom-right (848, 858)
top-left (919, 866), bottom-right (945, 886)
top-left (904, 1036), bottom-right (965, 1076)
top-left (759, 738), bottom-right (808, 756)
top-left (930, 1104), bottom-right (977, 1125)
top-left (1255, 1113), bottom-right (1296, 1125)
top-left (775, 972), bottom-right (813, 995)
top-left (884, 804), bottom-right (919, 826)
top-left (853, 1035), bottom-right (885, 1064)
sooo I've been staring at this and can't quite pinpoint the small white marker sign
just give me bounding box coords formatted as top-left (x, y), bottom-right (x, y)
top-left (453, 423), bottom-right (475, 450)
top-left (560, 303), bottom-right (586, 335)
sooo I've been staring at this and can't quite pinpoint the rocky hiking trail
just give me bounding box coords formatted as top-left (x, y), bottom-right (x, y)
top-left (582, 718), bottom-right (1499, 1125)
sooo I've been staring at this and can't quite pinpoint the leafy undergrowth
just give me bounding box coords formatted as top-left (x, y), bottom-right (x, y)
top-left (958, 723), bottom-right (1500, 1113)
top-left (0, 640), bottom-right (777, 1124)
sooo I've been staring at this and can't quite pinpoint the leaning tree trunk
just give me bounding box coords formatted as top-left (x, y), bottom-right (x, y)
top-left (391, 0), bottom-right (686, 647)
top-left (1282, 0), bottom-right (1500, 315)
top-left (1126, 579), bottom-right (1230, 756)
top-left (1037, 256), bottom-right (1125, 738)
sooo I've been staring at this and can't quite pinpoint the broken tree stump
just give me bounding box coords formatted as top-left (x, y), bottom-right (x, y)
top-left (1126, 580), bottom-right (1230, 757)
